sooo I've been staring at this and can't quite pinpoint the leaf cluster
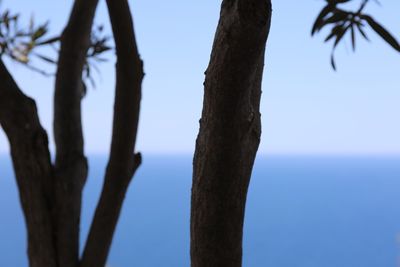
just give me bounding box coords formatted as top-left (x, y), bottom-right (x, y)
top-left (0, 8), bottom-right (112, 92)
top-left (312, 0), bottom-right (400, 70)
top-left (0, 9), bottom-right (58, 74)
top-left (83, 25), bottom-right (112, 92)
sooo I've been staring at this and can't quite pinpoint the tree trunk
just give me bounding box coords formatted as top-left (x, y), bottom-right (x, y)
top-left (53, 0), bottom-right (98, 266)
top-left (190, 1), bottom-right (272, 267)
top-left (0, 59), bottom-right (57, 267)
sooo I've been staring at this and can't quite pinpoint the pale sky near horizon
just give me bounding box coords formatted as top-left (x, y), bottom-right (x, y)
top-left (0, 0), bottom-right (399, 155)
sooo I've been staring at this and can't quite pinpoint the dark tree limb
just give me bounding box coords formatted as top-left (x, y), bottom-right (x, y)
top-left (0, 59), bottom-right (57, 267)
top-left (53, 0), bottom-right (99, 266)
top-left (190, 1), bottom-right (272, 266)
top-left (80, 0), bottom-right (143, 266)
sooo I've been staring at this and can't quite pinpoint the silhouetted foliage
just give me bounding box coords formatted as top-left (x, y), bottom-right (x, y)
top-left (0, 8), bottom-right (111, 90)
top-left (312, 0), bottom-right (400, 70)
top-left (0, 9), bottom-right (56, 74)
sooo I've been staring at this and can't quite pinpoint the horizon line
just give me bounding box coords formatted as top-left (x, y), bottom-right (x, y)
top-left (1, 151), bottom-right (400, 158)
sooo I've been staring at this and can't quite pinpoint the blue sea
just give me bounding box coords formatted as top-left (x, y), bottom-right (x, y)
top-left (1, 155), bottom-right (400, 267)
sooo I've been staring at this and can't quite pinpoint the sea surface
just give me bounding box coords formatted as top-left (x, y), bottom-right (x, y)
top-left (1, 155), bottom-right (400, 267)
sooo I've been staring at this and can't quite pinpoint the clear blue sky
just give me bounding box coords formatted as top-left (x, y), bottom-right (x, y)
top-left (0, 0), bottom-right (399, 155)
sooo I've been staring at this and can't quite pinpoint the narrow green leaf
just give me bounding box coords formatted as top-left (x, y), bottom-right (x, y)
top-left (334, 24), bottom-right (349, 47)
top-left (32, 25), bottom-right (47, 41)
top-left (35, 36), bottom-right (60, 46)
top-left (362, 15), bottom-right (400, 52)
top-left (312, 4), bottom-right (334, 35)
top-left (325, 31), bottom-right (337, 42)
top-left (35, 53), bottom-right (56, 64)
top-left (324, 24), bottom-right (344, 42)
top-left (330, 53), bottom-right (337, 71)
top-left (356, 23), bottom-right (369, 41)
top-left (350, 24), bottom-right (356, 51)
top-left (322, 10), bottom-right (348, 26)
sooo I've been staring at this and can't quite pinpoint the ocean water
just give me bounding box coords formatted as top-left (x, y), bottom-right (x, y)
top-left (1, 155), bottom-right (400, 267)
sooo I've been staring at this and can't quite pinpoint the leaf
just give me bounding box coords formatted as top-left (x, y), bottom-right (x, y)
top-left (356, 23), bottom-right (369, 41)
top-left (3, 10), bottom-right (9, 20)
top-left (324, 30), bottom-right (337, 42)
top-left (312, 4), bottom-right (334, 35)
top-left (13, 52), bottom-right (29, 63)
top-left (10, 14), bottom-right (19, 22)
top-left (350, 24), bottom-right (355, 51)
top-left (4, 12), bottom-right (10, 30)
top-left (81, 80), bottom-right (87, 98)
top-left (90, 61), bottom-right (101, 75)
top-left (334, 24), bottom-right (350, 47)
top-left (362, 15), bottom-right (400, 52)
top-left (15, 30), bottom-right (29, 37)
top-left (35, 53), bottom-right (56, 64)
top-left (88, 75), bottom-right (96, 89)
top-left (328, 0), bottom-right (351, 3)
top-left (84, 63), bottom-right (90, 78)
top-left (322, 10), bottom-right (348, 26)
top-left (324, 24), bottom-right (344, 42)
top-left (330, 52), bottom-right (337, 71)
top-left (35, 36), bottom-right (60, 46)
top-left (29, 15), bottom-right (34, 32)
top-left (32, 25), bottom-right (48, 41)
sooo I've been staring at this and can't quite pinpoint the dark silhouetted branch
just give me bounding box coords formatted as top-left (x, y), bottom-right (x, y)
top-left (53, 0), bottom-right (99, 266)
top-left (0, 59), bottom-right (57, 267)
top-left (80, 0), bottom-right (143, 266)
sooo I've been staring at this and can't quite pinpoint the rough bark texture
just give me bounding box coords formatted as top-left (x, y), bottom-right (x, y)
top-left (191, 1), bottom-right (272, 267)
top-left (80, 0), bottom-right (143, 266)
top-left (53, 0), bottom-right (98, 266)
top-left (0, 59), bottom-right (57, 267)
top-left (1, 0), bottom-right (143, 266)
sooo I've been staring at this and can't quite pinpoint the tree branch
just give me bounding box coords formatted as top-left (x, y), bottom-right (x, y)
top-left (0, 59), bottom-right (57, 267)
top-left (80, 0), bottom-right (144, 266)
top-left (190, 1), bottom-right (272, 266)
top-left (53, 0), bottom-right (99, 266)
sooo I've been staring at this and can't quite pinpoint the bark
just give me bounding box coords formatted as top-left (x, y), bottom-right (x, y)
top-left (53, 0), bottom-right (99, 266)
top-left (190, 1), bottom-right (272, 267)
top-left (80, 0), bottom-right (143, 266)
top-left (0, 59), bottom-right (57, 267)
